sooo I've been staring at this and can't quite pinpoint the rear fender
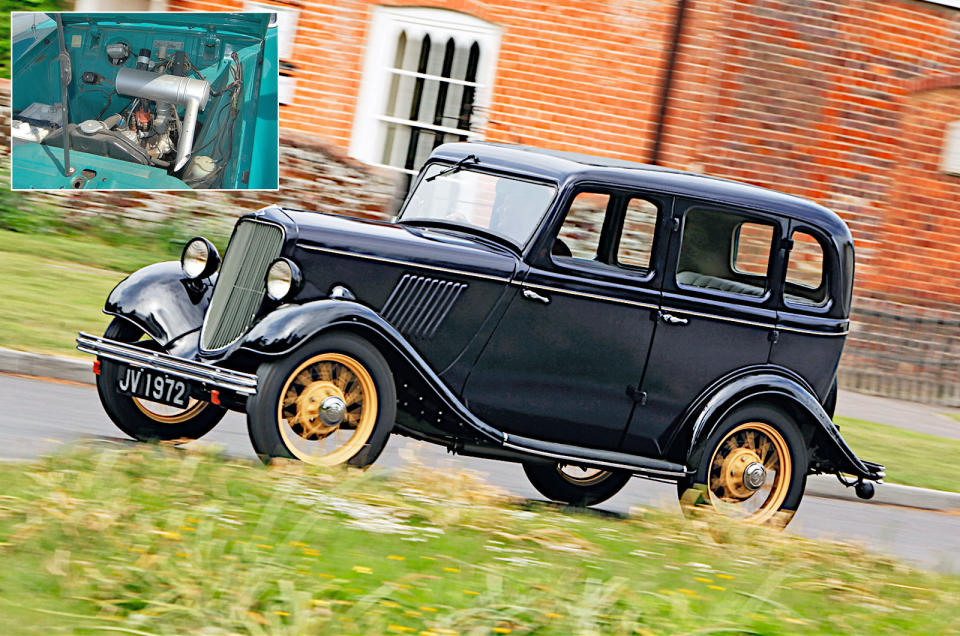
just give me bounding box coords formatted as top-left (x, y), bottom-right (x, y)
top-left (239, 299), bottom-right (504, 443)
top-left (684, 371), bottom-right (882, 480)
top-left (105, 261), bottom-right (215, 346)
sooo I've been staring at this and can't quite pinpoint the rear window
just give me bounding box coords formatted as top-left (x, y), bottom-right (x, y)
top-left (784, 231), bottom-right (827, 306)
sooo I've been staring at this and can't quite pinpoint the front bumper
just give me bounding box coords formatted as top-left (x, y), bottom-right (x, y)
top-left (76, 332), bottom-right (258, 396)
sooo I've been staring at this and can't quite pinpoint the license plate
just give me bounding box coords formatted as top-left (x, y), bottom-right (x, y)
top-left (116, 366), bottom-right (190, 408)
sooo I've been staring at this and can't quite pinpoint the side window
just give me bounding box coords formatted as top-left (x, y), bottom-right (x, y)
top-left (785, 231), bottom-right (827, 306)
top-left (677, 208), bottom-right (774, 297)
top-left (617, 197), bottom-right (658, 270)
top-left (555, 192), bottom-right (609, 261)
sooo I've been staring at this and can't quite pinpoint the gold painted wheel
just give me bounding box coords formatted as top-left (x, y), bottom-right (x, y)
top-left (706, 421), bottom-right (792, 524)
top-left (133, 398), bottom-right (207, 424)
top-left (556, 465), bottom-right (611, 486)
top-left (276, 352), bottom-right (378, 466)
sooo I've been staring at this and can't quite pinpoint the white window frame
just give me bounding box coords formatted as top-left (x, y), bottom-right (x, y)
top-left (941, 119), bottom-right (960, 176)
top-left (350, 6), bottom-right (502, 175)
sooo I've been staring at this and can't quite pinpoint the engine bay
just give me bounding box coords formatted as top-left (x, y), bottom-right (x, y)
top-left (11, 13), bottom-right (277, 190)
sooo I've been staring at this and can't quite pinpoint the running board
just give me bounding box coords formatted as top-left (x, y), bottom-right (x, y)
top-left (502, 433), bottom-right (690, 478)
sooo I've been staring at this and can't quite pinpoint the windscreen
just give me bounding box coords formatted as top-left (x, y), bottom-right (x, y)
top-left (399, 163), bottom-right (556, 247)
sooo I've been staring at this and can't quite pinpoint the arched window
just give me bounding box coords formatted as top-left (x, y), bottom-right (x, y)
top-left (351, 7), bottom-right (501, 180)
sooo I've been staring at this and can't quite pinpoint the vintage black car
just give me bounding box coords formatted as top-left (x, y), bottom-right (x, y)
top-left (78, 142), bottom-right (884, 527)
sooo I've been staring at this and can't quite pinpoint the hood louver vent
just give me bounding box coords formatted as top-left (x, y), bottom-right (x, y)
top-left (381, 274), bottom-right (467, 339)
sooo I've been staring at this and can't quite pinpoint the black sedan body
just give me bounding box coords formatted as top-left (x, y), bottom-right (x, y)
top-left (78, 142), bottom-right (884, 526)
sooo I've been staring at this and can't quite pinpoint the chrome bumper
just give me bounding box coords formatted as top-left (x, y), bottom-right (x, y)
top-left (76, 332), bottom-right (258, 396)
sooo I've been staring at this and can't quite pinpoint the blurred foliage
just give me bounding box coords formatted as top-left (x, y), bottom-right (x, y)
top-left (1, 1), bottom-right (63, 79)
top-left (0, 446), bottom-right (956, 634)
top-left (0, 196), bottom-right (232, 357)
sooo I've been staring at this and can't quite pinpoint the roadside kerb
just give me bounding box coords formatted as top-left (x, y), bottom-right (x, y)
top-left (2, 347), bottom-right (958, 513)
top-left (806, 474), bottom-right (960, 513)
top-left (0, 347), bottom-right (91, 385)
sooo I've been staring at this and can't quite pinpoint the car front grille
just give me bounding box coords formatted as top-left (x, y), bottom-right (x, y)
top-left (201, 220), bottom-right (284, 351)
top-left (381, 274), bottom-right (468, 339)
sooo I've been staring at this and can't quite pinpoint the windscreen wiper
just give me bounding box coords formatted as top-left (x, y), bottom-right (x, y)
top-left (425, 154), bottom-right (479, 182)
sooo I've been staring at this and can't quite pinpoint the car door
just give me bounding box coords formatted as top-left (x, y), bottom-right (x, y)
top-left (620, 199), bottom-right (787, 459)
top-left (461, 185), bottom-right (671, 450)
top-left (769, 221), bottom-right (848, 401)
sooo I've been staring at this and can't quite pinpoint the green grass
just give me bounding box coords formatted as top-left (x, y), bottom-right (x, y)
top-left (836, 416), bottom-right (960, 493)
top-left (0, 226), bottom-right (226, 358)
top-left (0, 230), bottom-right (155, 357)
top-left (945, 413), bottom-right (960, 425)
top-left (0, 446), bottom-right (956, 635)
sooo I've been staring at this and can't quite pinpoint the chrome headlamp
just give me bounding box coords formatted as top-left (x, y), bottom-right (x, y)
top-left (265, 257), bottom-right (302, 301)
top-left (180, 237), bottom-right (220, 279)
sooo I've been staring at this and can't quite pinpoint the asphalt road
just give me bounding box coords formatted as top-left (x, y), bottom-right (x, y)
top-left (3, 373), bottom-right (958, 575)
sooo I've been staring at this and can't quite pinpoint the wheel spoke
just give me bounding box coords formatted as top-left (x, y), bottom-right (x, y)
top-left (318, 363), bottom-right (333, 381)
top-left (335, 367), bottom-right (351, 392)
top-left (295, 369), bottom-right (313, 388)
top-left (343, 385), bottom-right (363, 406)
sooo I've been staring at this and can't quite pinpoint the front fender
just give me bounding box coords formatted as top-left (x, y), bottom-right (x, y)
top-left (684, 371), bottom-right (883, 481)
top-left (105, 261), bottom-right (215, 346)
top-left (239, 299), bottom-right (504, 443)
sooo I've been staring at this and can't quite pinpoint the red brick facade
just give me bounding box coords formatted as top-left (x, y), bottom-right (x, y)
top-left (165, 0), bottom-right (960, 311)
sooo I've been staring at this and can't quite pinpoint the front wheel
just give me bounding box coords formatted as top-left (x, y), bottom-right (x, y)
top-left (523, 462), bottom-right (631, 507)
top-left (96, 318), bottom-right (227, 442)
top-left (677, 404), bottom-right (807, 528)
top-left (246, 332), bottom-right (396, 467)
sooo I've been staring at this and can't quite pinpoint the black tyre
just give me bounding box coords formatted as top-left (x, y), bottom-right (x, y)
top-left (677, 404), bottom-right (807, 528)
top-left (523, 462), bottom-right (631, 507)
top-left (246, 332), bottom-right (396, 467)
top-left (96, 318), bottom-right (227, 442)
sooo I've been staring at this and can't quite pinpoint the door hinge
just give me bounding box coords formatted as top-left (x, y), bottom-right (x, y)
top-left (769, 329), bottom-right (780, 343)
top-left (626, 385), bottom-right (647, 405)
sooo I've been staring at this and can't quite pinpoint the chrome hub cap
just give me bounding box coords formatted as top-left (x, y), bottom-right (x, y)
top-left (743, 461), bottom-right (766, 491)
top-left (319, 395), bottom-right (347, 426)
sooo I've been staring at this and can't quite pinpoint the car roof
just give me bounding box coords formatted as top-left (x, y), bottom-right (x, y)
top-left (430, 142), bottom-right (851, 239)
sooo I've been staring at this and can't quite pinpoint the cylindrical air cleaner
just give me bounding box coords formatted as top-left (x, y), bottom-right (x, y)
top-left (115, 67), bottom-right (210, 171)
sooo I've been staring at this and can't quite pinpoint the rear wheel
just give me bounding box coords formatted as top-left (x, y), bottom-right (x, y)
top-left (677, 404), bottom-right (807, 528)
top-left (523, 462), bottom-right (631, 507)
top-left (246, 332), bottom-right (396, 467)
top-left (96, 318), bottom-right (227, 442)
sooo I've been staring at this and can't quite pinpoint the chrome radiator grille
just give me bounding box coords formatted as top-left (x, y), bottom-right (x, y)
top-left (201, 220), bottom-right (284, 351)
top-left (381, 274), bottom-right (467, 339)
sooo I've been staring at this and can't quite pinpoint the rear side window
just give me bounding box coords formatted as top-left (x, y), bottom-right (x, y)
top-left (617, 197), bottom-right (658, 270)
top-left (556, 191), bottom-right (609, 261)
top-left (677, 208), bottom-right (774, 297)
top-left (785, 231), bottom-right (827, 306)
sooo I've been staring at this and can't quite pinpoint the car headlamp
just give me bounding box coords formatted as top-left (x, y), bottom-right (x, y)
top-left (265, 257), bottom-right (301, 301)
top-left (180, 237), bottom-right (220, 279)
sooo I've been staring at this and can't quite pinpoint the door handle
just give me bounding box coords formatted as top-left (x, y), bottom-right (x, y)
top-left (659, 311), bottom-right (688, 325)
top-left (522, 288), bottom-right (550, 304)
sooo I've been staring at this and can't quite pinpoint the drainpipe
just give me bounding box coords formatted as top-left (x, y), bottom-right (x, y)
top-left (53, 13), bottom-right (75, 176)
top-left (650, 0), bottom-right (689, 166)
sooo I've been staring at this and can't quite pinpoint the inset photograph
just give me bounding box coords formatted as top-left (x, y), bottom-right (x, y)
top-left (10, 12), bottom-right (278, 190)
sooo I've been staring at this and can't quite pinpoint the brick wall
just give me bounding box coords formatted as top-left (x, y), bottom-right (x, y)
top-left (664, 0), bottom-right (960, 310)
top-left (168, 0), bottom-right (676, 160)
top-left (162, 0), bottom-right (960, 312)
